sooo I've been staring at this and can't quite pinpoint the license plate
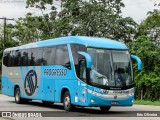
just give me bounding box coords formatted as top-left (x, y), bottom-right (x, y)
top-left (111, 101), bottom-right (118, 105)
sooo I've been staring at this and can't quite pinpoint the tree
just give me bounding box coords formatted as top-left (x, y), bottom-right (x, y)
top-left (25, 0), bottom-right (138, 42)
top-left (0, 24), bottom-right (18, 70)
top-left (137, 9), bottom-right (160, 45)
top-left (128, 35), bottom-right (160, 101)
top-left (55, 0), bottom-right (138, 42)
top-left (129, 9), bottom-right (160, 100)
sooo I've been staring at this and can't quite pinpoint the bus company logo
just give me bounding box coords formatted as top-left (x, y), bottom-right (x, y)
top-left (24, 70), bottom-right (37, 96)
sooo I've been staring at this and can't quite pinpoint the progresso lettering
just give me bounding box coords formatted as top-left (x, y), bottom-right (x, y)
top-left (44, 69), bottom-right (67, 76)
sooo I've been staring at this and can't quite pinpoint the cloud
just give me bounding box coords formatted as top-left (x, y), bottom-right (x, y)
top-left (121, 0), bottom-right (158, 23)
top-left (0, 3), bottom-right (26, 18)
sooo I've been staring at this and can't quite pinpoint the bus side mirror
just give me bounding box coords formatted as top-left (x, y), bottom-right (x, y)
top-left (78, 51), bottom-right (92, 84)
top-left (131, 55), bottom-right (142, 70)
top-left (78, 51), bottom-right (92, 68)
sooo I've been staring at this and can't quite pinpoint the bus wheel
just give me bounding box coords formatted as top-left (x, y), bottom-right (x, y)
top-left (42, 101), bottom-right (54, 105)
top-left (100, 106), bottom-right (111, 112)
top-left (63, 91), bottom-right (74, 111)
top-left (15, 87), bottom-right (22, 104)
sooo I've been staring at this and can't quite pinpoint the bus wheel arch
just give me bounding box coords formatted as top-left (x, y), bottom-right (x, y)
top-left (14, 85), bottom-right (28, 104)
top-left (61, 88), bottom-right (74, 111)
top-left (14, 85), bottom-right (22, 104)
top-left (61, 88), bottom-right (69, 102)
top-left (14, 85), bottom-right (20, 96)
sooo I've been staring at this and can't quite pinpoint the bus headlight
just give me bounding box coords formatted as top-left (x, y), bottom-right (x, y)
top-left (132, 100), bottom-right (134, 103)
top-left (128, 88), bottom-right (134, 96)
top-left (91, 99), bottom-right (94, 103)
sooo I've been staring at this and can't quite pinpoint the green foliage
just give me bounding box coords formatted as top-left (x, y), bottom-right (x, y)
top-left (132, 10), bottom-right (160, 101)
top-left (0, 24), bottom-right (18, 70)
top-left (55, 0), bottom-right (137, 42)
top-left (23, 0), bottom-right (138, 42)
top-left (134, 100), bottom-right (160, 106)
top-left (128, 35), bottom-right (160, 101)
top-left (137, 9), bottom-right (160, 45)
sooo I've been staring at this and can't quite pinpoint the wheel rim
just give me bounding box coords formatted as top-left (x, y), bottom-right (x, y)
top-left (15, 90), bottom-right (20, 102)
top-left (64, 96), bottom-right (71, 109)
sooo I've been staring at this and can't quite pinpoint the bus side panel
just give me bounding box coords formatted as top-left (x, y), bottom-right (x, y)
top-left (43, 78), bottom-right (55, 102)
top-left (41, 65), bottom-right (77, 103)
top-left (54, 79), bottom-right (77, 104)
top-left (7, 78), bottom-right (14, 96)
top-left (76, 80), bottom-right (89, 106)
top-left (2, 76), bottom-right (8, 95)
top-left (20, 66), bottom-right (43, 100)
top-left (2, 76), bottom-right (14, 96)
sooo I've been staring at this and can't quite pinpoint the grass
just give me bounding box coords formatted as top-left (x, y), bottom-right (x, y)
top-left (134, 100), bottom-right (160, 106)
top-left (0, 90), bottom-right (1, 94)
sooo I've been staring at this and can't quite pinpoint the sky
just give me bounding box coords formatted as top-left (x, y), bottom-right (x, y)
top-left (0, 0), bottom-right (159, 24)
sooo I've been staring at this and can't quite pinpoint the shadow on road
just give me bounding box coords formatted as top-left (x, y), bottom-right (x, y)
top-left (8, 100), bottom-right (128, 117)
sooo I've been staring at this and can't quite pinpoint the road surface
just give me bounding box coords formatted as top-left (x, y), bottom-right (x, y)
top-left (0, 94), bottom-right (159, 120)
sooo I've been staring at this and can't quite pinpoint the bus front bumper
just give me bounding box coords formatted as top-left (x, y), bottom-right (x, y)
top-left (87, 91), bottom-right (134, 107)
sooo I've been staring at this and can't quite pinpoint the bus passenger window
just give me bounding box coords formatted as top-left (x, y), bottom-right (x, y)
top-left (21, 50), bottom-right (31, 66)
top-left (43, 47), bottom-right (56, 65)
top-left (31, 48), bottom-right (43, 66)
top-left (8, 51), bottom-right (15, 67)
top-left (55, 45), bottom-right (70, 68)
top-left (21, 51), bottom-right (27, 66)
top-left (3, 51), bottom-right (10, 66)
top-left (14, 50), bottom-right (21, 66)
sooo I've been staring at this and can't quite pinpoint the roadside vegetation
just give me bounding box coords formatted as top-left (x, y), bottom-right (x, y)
top-left (134, 100), bottom-right (160, 106)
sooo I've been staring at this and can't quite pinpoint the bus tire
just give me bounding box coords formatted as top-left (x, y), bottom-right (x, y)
top-left (100, 106), bottom-right (111, 112)
top-left (14, 87), bottom-right (23, 104)
top-left (42, 101), bottom-right (54, 105)
top-left (63, 91), bottom-right (74, 111)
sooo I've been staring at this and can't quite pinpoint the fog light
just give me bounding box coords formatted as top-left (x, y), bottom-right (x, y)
top-left (91, 99), bottom-right (94, 103)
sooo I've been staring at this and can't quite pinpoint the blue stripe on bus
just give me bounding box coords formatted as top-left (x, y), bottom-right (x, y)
top-left (32, 66), bottom-right (36, 71)
top-left (20, 67), bottom-right (25, 82)
top-left (26, 66), bottom-right (29, 72)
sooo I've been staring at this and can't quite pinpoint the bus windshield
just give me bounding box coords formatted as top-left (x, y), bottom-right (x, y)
top-left (87, 48), bottom-right (133, 87)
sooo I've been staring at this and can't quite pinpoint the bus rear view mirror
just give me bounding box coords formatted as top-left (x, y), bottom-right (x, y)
top-left (78, 51), bottom-right (92, 69)
top-left (131, 55), bottom-right (142, 70)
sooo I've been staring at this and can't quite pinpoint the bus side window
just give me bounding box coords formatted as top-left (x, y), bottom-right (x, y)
top-left (43, 47), bottom-right (56, 65)
top-left (9, 51), bottom-right (15, 67)
top-left (3, 51), bottom-right (10, 66)
top-left (70, 44), bottom-right (86, 79)
top-left (27, 49), bottom-right (32, 66)
top-left (31, 48), bottom-right (43, 66)
top-left (21, 50), bottom-right (27, 66)
top-left (55, 45), bottom-right (70, 68)
top-left (21, 50), bottom-right (31, 66)
top-left (79, 60), bottom-right (87, 81)
top-left (14, 50), bottom-right (21, 66)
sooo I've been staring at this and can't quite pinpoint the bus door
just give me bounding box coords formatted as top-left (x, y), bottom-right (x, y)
top-left (77, 60), bottom-right (88, 105)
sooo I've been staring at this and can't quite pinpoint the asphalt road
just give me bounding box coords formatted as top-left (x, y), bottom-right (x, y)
top-left (0, 94), bottom-right (159, 120)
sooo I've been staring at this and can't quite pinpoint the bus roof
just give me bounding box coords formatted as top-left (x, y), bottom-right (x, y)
top-left (5, 36), bottom-right (128, 51)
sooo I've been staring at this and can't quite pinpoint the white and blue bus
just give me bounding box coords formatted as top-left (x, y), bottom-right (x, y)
top-left (2, 36), bottom-right (142, 112)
